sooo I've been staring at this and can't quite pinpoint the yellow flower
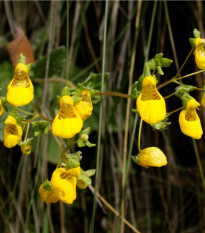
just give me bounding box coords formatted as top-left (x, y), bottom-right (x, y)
top-left (201, 94), bottom-right (205, 107)
top-left (39, 182), bottom-right (59, 204)
top-left (179, 98), bottom-right (203, 139)
top-left (195, 37), bottom-right (205, 69)
top-left (74, 90), bottom-right (93, 121)
top-left (136, 76), bottom-right (166, 124)
top-left (0, 99), bottom-right (5, 117)
top-left (77, 179), bottom-right (87, 189)
top-left (137, 147), bottom-right (167, 168)
top-left (4, 115), bottom-right (23, 148)
top-left (52, 95), bottom-right (83, 138)
top-left (51, 167), bottom-right (80, 204)
top-left (7, 63), bottom-right (34, 106)
top-left (21, 145), bottom-right (32, 155)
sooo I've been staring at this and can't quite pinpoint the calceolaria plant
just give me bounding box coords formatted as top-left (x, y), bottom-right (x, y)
top-left (2, 28), bottom-right (205, 207)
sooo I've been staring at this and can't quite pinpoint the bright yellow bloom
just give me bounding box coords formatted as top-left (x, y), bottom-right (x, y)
top-left (74, 90), bottom-right (93, 121)
top-left (7, 63), bottom-right (34, 106)
top-left (179, 99), bottom-right (203, 139)
top-left (51, 167), bottom-right (80, 204)
top-left (195, 38), bottom-right (205, 69)
top-left (137, 147), bottom-right (167, 168)
top-left (52, 95), bottom-right (83, 138)
top-left (39, 183), bottom-right (59, 204)
top-left (4, 115), bottom-right (23, 148)
top-left (21, 145), bottom-right (32, 155)
top-left (136, 76), bottom-right (166, 124)
top-left (77, 179), bottom-right (87, 189)
top-left (201, 94), bottom-right (205, 107)
top-left (0, 99), bottom-right (5, 117)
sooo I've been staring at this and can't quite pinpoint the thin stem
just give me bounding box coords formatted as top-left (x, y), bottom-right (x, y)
top-left (31, 102), bottom-right (53, 122)
top-left (7, 104), bottom-right (35, 115)
top-left (138, 118), bottom-right (143, 152)
top-left (166, 106), bottom-right (183, 117)
top-left (164, 92), bottom-right (176, 99)
top-left (90, 1), bottom-right (108, 232)
top-left (192, 139), bottom-right (205, 193)
top-left (66, 0), bottom-right (69, 81)
top-left (96, 92), bottom-right (131, 99)
top-left (89, 185), bottom-right (140, 233)
top-left (24, 123), bottom-right (30, 141)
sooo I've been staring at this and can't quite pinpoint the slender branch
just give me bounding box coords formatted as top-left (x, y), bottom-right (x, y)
top-left (166, 106), bottom-right (183, 117)
top-left (164, 92), bottom-right (176, 99)
top-left (31, 102), bottom-right (53, 122)
top-left (89, 185), bottom-right (141, 233)
top-left (138, 118), bottom-right (143, 152)
top-left (33, 78), bottom-right (77, 88)
top-left (96, 92), bottom-right (131, 99)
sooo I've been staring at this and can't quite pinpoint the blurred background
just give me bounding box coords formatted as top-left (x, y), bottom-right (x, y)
top-left (0, 1), bottom-right (205, 233)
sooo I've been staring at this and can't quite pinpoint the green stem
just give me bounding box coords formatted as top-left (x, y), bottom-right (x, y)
top-left (96, 92), bottom-right (131, 99)
top-left (166, 106), bottom-right (183, 116)
top-left (192, 139), bottom-right (205, 193)
top-left (66, 0), bottom-right (69, 81)
top-left (90, 1), bottom-right (108, 233)
top-left (138, 118), bottom-right (143, 152)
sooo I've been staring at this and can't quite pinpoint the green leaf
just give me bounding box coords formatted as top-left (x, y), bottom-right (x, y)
top-left (61, 86), bottom-right (70, 97)
top-left (144, 64), bottom-right (151, 77)
top-left (47, 135), bottom-right (60, 164)
top-left (0, 62), bottom-right (14, 96)
top-left (66, 158), bottom-right (80, 169)
top-left (189, 38), bottom-right (196, 48)
top-left (151, 121), bottom-right (171, 131)
top-left (18, 53), bottom-right (26, 64)
top-left (78, 72), bottom-right (109, 90)
top-left (77, 139), bottom-right (85, 147)
top-left (131, 155), bottom-right (140, 164)
top-left (32, 120), bottom-right (49, 137)
top-left (156, 66), bottom-right (164, 75)
top-left (0, 97), bottom-right (8, 112)
top-left (160, 58), bottom-right (173, 67)
top-left (30, 46), bottom-right (66, 79)
top-left (193, 28), bottom-right (201, 38)
top-left (154, 53), bottom-right (163, 60)
top-left (26, 63), bottom-right (32, 73)
top-left (16, 115), bottom-right (27, 124)
top-left (146, 59), bottom-right (156, 70)
top-left (18, 137), bottom-right (33, 146)
top-left (42, 180), bottom-right (53, 192)
top-left (175, 85), bottom-right (197, 97)
top-left (84, 169), bottom-right (96, 177)
top-left (31, 27), bottom-right (49, 52)
top-left (85, 140), bottom-right (96, 147)
top-left (131, 81), bottom-right (138, 99)
top-left (69, 151), bottom-right (82, 162)
top-left (80, 127), bottom-right (91, 135)
top-left (72, 96), bottom-right (82, 105)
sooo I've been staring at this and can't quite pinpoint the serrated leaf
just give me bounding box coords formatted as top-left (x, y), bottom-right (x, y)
top-left (84, 169), bottom-right (96, 177)
top-left (30, 46), bottom-right (66, 79)
top-left (66, 158), bottom-right (80, 169)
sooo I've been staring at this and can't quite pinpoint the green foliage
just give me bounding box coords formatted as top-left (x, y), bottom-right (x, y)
top-left (131, 76), bottom-right (144, 99)
top-left (0, 62), bottom-right (14, 96)
top-left (61, 86), bottom-right (70, 96)
top-left (151, 120), bottom-right (171, 131)
top-left (175, 85), bottom-right (196, 106)
top-left (31, 27), bottom-right (49, 52)
top-left (131, 155), bottom-right (140, 164)
top-left (18, 53), bottom-right (26, 64)
top-left (77, 168), bottom-right (96, 186)
top-left (31, 120), bottom-right (49, 137)
top-left (42, 180), bottom-right (53, 191)
top-left (30, 46), bottom-right (66, 78)
top-left (193, 28), bottom-right (201, 38)
top-left (19, 137), bottom-right (33, 146)
top-left (65, 151), bottom-right (82, 169)
top-left (77, 127), bottom-right (96, 148)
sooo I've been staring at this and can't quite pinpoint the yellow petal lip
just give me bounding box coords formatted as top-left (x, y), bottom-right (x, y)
top-left (74, 90), bottom-right (93, 121)
top-left (51, 167), bottom-right (80, 204)
top-left (138, 147), bottom-right (167, 168)
top-left (0, 99), bottom-right (5, 117)
top-left (39, 184), bottom-right (59, 204)
top-left (201, 94), bottom-right (205, 107)
top-left (52, 95), bottom-right (83, 138)
top-left (195, 38), bottom-right (205, 69)
top-left (136, 76), bottom-right (166, 124)
top-left (4, 115), bottom-right (23, 148)
top-left (15, 63), bottom-right (28, 77)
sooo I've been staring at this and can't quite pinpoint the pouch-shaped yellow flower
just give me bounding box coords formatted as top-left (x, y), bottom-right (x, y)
top-left (137, 147), bottom-right (167, 168)
top-left (136, 76), bottom-right (166, 124)
top-left (21, 145), bottom-right (32, 155)
top-left (74, 90), bottom-right (93, 121)
top-left (0, 99), bottom-right (5, 117)
top-left (39, 183), bottom-right (59, 204)
top-left (179, 99), bottom-right (203, 139)
top-left (52, 95), bottom-right (83, 138)
top-left (4, 115), bottom-right (23, 148)
top-left (7, 63), bottom-right (34, 106)
top-left (77, 179), bottom-right (87, 189)
top-left (51, 167), bottom-right (80, 204)
top-left (201, 94), bottom-right (205, 107)
top-left (195, 38), bottom-right (205, 69)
